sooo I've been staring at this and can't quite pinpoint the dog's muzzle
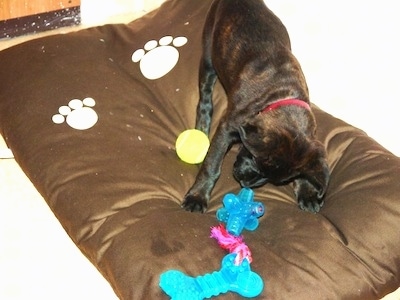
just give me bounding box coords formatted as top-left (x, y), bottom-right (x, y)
top-left (238, 177), bottom-right (268, 188)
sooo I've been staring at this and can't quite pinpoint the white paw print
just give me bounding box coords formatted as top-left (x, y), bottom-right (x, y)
top-left (132, 35), bottom-right (188, 80)
top-left (52, 97), bottom-right (98, 130)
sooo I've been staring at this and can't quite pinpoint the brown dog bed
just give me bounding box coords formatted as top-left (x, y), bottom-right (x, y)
top-left (1, 0), bottom-right (399, 299)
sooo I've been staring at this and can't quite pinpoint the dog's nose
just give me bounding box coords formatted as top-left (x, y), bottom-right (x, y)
top-left (239, 180), bottom-right (248, 188)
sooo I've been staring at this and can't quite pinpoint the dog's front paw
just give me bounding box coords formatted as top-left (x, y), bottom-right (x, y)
top-left (298, 197), bottom-right (324, 213)
top-left (294, 179), bottom-right (325, 213)
top-left (181, 194), bottom-right (208, 213)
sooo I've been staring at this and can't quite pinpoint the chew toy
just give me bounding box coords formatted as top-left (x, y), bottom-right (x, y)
top-left (159, 188), bottom-right (265, 299)
top-left (216, 188), bottom-right (265, 236)
top-left (175, 129), bottom-right (210, 164)
top-left (211, 224), bottom-right (252, 265)
top-left (159, 253), bottom-right (263, 300)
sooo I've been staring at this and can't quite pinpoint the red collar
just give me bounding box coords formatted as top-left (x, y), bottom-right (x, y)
top-left (262, 98), bottom-right (310, 113)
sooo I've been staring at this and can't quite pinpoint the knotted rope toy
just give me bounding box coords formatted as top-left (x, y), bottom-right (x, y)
top-left (210, 224), bottom-right (252, 265)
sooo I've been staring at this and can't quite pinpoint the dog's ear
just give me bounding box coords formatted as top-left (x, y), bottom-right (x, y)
top-left (239, 123), bottom-right (265, 151)
top-left (239, 123), bottom-right (258, 140)
top-left (294, 140), bottom-right (330, 212)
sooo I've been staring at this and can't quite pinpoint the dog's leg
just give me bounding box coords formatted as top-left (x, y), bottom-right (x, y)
top-left (195, 55), bottom-right (217, 136)
top-left (182, 121), bottom-right (237, 212)
top-left (195, 0), bottom-right (219, 135)
top-left (182, 35), bottom-right (219, 212)
top-left (293, 154), bottom-right (329, 213)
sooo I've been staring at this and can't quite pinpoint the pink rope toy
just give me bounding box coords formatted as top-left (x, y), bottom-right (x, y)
top-left (210, 224), bottom-right (252, 266)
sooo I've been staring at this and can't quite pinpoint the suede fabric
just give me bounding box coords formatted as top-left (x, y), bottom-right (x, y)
top-left (1, 0), bottom-right (400, 299)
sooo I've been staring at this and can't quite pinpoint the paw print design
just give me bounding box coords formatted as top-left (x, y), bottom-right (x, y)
top-left (52, 97), bottom-right (98, 130)
top-left (132, 35), bottom-right (188, 80)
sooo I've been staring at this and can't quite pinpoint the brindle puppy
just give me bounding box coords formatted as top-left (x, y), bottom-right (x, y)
top-left (182, 0), bottom-right (329, 213)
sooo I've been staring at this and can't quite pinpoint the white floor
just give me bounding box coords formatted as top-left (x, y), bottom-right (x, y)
top-left (1, 0), bottom-right (399, 299)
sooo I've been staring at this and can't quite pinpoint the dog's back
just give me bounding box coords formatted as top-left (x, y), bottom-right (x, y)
top-left (207, 0), bottom-right (291, 50)
top-left (204, 0), bottom-right (308, 107)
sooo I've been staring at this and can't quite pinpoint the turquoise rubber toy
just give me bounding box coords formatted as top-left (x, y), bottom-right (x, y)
top-left (159, 253), bottom-right (263, 299)
top-left (216, 188), bottom-right (265, 236)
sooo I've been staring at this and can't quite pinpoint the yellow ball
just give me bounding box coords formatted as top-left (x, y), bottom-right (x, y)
top-left (176, 129), bottom-right (210, 164)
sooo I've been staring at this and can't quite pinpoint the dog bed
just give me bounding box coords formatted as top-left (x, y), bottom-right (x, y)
top-left (1, 0), bottom-right (399, 298)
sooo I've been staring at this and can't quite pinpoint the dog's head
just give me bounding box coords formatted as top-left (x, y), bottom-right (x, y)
top-left (233, 114), bottom-right (329, 201)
